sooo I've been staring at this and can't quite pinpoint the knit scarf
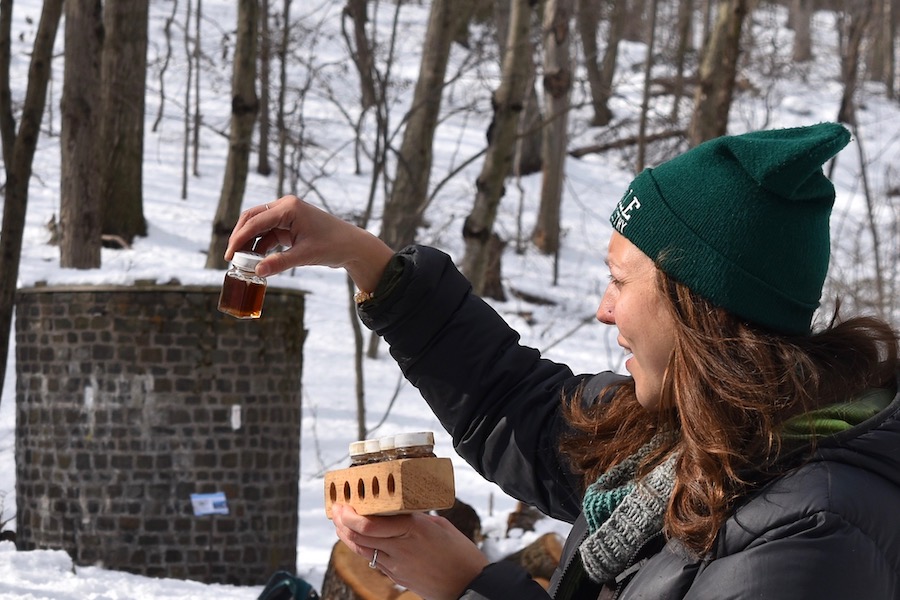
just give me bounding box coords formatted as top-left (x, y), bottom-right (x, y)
top-left (579, 433), bottom-right (678, 583)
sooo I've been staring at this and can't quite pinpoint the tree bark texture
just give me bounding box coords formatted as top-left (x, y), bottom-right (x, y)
top-left (492, 0), bottom-right (542, 177)
top-left (98, 0), bottom-right (149, 243)
top-left (276, 0), bottom-right (292, 198)
top-left (60, 0), bottom-right (103, 269)
top-left (193, 0), bottom-right (202, 176)
top-left (460, 0), bottom-right (535, 294)
top-left (0, 0), bottom-right (14, 167)
top-left (343, 0), bottom-right (377, 110)
top-left (688, 0), bottom-right (748, 145)
top-left (636, 0), bottom-right (659, 173)
top-left (379, 0), bottom-right (475, 251)
top-left (532, 0), bottom-right (573, 256)
top-left (0, 0), bottom-right (64, 404)
top-left (837, 3), bottom-right (872, 126)
top-left (258, 0), bottom-right (272, 176)
top-left (669, 0), bottom-right (694, 121)
top-left (790, 0), bottom-right (813, 63)
top-left (206, 0), bottom-right (260, 269)
top-left (864, 0), bottom-right (892, 92)
top-left (578, 0), bottom-right (617, 126)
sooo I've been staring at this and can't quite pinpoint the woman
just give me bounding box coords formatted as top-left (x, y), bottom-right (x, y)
top-left (226, 123), bottom-right (900, 599)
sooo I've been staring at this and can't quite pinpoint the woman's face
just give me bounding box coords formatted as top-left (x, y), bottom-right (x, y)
top-left (597, 232), bottom-right (676, 410)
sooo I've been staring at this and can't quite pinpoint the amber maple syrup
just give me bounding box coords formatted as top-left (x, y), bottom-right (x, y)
top-left (218, 251), bottom-right (267, 319)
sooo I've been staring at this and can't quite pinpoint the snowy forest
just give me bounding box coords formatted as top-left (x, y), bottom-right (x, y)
top-left (0, 0), bottom-right (899, 596)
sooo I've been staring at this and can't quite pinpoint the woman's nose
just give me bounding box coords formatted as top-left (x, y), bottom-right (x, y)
top-left (596, 291), bottom-right (615, 325)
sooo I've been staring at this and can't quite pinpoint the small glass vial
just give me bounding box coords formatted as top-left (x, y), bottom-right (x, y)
top-left (218, 251), bottom-right (267, 319)
top-left (349, 441), bottom-right (371, 467)
top-left (349, 439), bottom-right (385, 466)
top-left (378, 435), bottom-right (397, 461)
top-left (394, 431), bottom-right (436, 459)
top-left (364, 438), bottom-right (385, 463)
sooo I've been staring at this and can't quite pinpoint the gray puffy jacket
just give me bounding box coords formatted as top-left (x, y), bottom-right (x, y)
top-left (360, 246), bottom-right (900, 600)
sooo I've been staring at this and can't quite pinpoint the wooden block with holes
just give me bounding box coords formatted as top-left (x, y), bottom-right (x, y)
top-left (324, 457), bottom-right (455, 518)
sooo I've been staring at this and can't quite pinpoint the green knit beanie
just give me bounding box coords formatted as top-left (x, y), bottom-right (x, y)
top-left (609, 122), bottom-right (851, 335)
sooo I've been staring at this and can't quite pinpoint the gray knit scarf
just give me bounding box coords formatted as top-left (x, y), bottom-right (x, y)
top-left (578, 434), bottom-right (678, 583)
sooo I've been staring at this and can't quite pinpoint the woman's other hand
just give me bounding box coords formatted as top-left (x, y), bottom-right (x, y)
top-left (331, 503), bottom-right (490, 600)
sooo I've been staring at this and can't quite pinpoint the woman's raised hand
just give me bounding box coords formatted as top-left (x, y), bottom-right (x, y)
top-left (331, 503), bottom-right (489, 600)
top-left (223, 195), bottom-right (395, 293)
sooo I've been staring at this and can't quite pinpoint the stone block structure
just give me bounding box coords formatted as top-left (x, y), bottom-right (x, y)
top-left (14, 283), bottom-right (306, 585)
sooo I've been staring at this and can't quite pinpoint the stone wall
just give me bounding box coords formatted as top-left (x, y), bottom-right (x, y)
top-left (14, 284), bottom-right (306, 585)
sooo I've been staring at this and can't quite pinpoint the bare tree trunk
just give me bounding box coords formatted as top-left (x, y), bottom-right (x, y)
top-left (192, 0), bottom-right (202, 176)
top-left (152, 0), bottom-right (179, 133)
top-left (460, 0), bottom-right (535, 295)
top-left (701, 0), bottom-right (715, 43)
top-left (347, 274), bottom-right (367, 440)
top-left (884, 0), bottom-right (895, 99)
top-left (851, 124), bottom-right (885, 314)
top-left (837, 2), bottom-right (872, 126)
top-left (380, 0), bottom-right (476, 251)
top-left (514, 72), bottom-right (544, 177)
top-left (598, 0), bottom-right (629, 126)
top-left (493, 0), bottom-right (542, 176)
top-left (98, 0), bottom-right (149, 244)
top-left (60, 0), bottom-right (103, 269)
top-left (865, 0), bottom-right (892, 91)
top-left (790, 0), bottom-right (813, 63)
top-left (532, 0), bottom-right (573, 257)
top-left (688, 0), bottom-right (749, 145)
top-left (206, 0), bottom-right (260, 269)
top-left (578, 0), bottom-right (618, 127)
top-left (182, 0), bottom-right (193, 200)
top-left (636, 0), bottom-right (659, 172)
top-left (0, 0), bottom-right (64, 405)
top-left (669, 0), bottom-right (693, 121)
top-left (343, 0), bottom-right (377, 110)
top-left (258, 0), bottom-right (272, 175)
top-left (276, 0), bottom-right (292, 198)
top-left (578, 0), bottom-right (603, 125)
top-left (623, 0), bottom-right (649, 42)
top-left (364, 2), bottom-right (401, 360)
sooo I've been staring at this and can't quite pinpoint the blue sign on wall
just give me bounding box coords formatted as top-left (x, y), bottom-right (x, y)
top-left (190, 492), bottom-right (229, 516)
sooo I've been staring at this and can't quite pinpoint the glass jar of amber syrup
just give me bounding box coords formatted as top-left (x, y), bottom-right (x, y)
top-left (349, 439), bottom-right (385, 466)
top-left (393, 431), bottom-right (436, 459)
top-left (218, 251), bottom-right (267, 319)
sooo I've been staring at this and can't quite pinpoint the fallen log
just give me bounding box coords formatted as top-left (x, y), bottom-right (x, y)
top-left (319, 541), bottom-right (422, 600)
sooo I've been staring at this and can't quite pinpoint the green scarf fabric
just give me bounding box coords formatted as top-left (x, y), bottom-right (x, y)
top-left (579, 433), bottom-right (677, 584)
top-left (781, 387), bottom-right (892, 441)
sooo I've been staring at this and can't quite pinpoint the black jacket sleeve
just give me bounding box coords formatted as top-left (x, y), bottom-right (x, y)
top-left (359, 246), bottom-right (622, 523)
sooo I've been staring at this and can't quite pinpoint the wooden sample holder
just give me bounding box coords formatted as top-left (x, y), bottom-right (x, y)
top-left (324, 457), bottom-right (455, 518)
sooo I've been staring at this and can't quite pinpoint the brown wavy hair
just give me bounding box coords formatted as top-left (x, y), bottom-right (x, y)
top-left (561, 269), bottom-right (899, 555)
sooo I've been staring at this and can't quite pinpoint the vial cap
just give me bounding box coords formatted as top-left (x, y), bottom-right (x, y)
top-left (378, 435), bottom-right (396, 451)
top-left (348, 440), bottom-right (368, 457)
top-left (363, 439), bottom-right (381, 454)
top-left (231, 251), bottom-right (264, 272)
top-left (394, 431), bottom-right (435, 448)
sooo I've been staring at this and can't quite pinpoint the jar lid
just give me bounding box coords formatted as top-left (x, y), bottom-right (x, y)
top-left (348, 440), bottom-right (368, 457)
top-left (231, 251), bottom-right (264, 272)
top-left (363, 439), bottom-right (381, 454)
top-left (394, 431), bottom-right (434, 448)
top-left (378, 435), bottom-right (396, 451)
